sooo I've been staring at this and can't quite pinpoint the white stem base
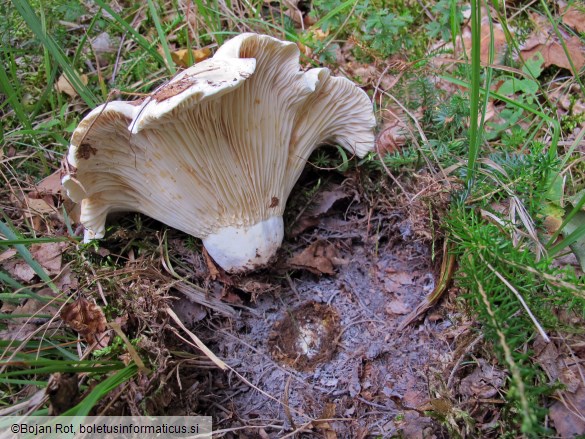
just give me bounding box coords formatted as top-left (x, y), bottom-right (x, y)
top-left (203, 216), bottom-right (284, 273)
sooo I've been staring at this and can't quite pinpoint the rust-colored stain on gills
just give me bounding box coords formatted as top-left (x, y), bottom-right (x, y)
top-left (77, 142), bottom-right (98, 160)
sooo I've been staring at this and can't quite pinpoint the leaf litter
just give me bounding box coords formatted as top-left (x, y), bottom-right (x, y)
top-left (520, 12), bottom-right (585, 73)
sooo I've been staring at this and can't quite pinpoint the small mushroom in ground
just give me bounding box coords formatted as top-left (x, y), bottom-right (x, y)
top-left (62, 33), bottom-right (376, 273)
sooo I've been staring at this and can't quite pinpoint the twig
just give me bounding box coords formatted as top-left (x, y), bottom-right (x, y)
top-left (283, 375), bottom-right (295, 430)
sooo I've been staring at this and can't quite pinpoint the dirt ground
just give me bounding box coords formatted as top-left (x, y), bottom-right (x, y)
top-left (187, 173), bottom-right (456, 438)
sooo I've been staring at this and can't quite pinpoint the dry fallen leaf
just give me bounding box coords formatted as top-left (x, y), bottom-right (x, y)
top-left (314, 402), bottom-right (338, 439)
top-left (461, 13), bottom-right (508, 64)
top-left (291, 186), bottom-right (350, 236)
top-left (534, 339), bottom-right (560, 381)
top-left (0, 288), bottom-right (58, 340)
top-left (203, 247), bottom-right (221, 281)
top-left (383, 271), bottom-right (414, 294)
top-left (521, 12), bottom-right (585, 73)
top-left (30, 242), bottom-right (66, 276)
top-left (2, 259), bottom-right (35, 283)
top-left (310, 187), bottom-right (350, 217)
top-left (385, 299), bottom-right (410, 315)
top-left (345, 63), bottom-right (397, 90)
top-left (24, 196), bottom-right (58, 216)
top-left (237, 279), bottom-right (278, 296)
top-left (171, 296), bottom-right (207, 326)
top-left (60, 297), bottom-right (109, 349)
top-left (562, 3), bottom-right (585, 33)
top-left (397, 410), bottom-right (433, 439)
top-left (288, 241), bottom-right (346, 275)
top-left (170, 48), bottom-right (211, 68)
top-left (55, 73), bottom-right (89, 98)
top-left (459, 359), bottom-right (506, 399)
top-left (36, 170), bottom-right (63, 195)
top-left (91, 32), bottom-right (117, 54)
top-left (0, 249), bottom-right (17, 263)
top-left (296, 41), bottom-right (312, 56)
top-left (403, 376), bottom-right (430, 408)
top-left (377, 120), bottom-right (406, 155)
top-left (549, 364), bottom-right (585, 437)
top-left (522, 37), bottom-right (585, 72)
top-left (280, 0), bottom-right (302, 25)
top-left (22, 194), bottom-right (60, 233)
top-left (54, 265), bottom-right (78, 295)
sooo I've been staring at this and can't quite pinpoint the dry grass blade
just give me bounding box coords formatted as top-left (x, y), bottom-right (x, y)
top-left (171, 281), bottom-right (236, 318)
top-left (166, 307), bottom-right (227, 371)
top-left (0, 390), bottom-right (46, 416)
top-left (159, 235), bottom-right (236, 317)
top-left (398, 239), bottom-right (456, 330)
top-left (109, 322), bottom-right (150, 374)
top-left (283, 375), bottom-right (295, 430)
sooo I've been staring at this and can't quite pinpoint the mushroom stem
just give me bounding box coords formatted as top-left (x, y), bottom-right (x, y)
top-left (202, 216), bottom-right (284, 272)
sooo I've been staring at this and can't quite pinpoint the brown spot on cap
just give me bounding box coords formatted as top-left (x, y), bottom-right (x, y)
top-left (77, 142), bottom-right (97, 160)
top-left (152, 78), bottom-right (197, 102)
top-left (127, 98), bottom-right (146, 106)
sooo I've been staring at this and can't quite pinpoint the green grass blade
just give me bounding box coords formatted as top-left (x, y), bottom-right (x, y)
top-left (0, 292), bottom-right (62, 303)
top-left (61, 364), bottom-right (138, 416)
top-left (0, 271), bottom-right (44, 301)
top-left (91, 0), bottom-right (166, 70)
top-left (1, 363), bottom-right (122, 376)
top-left (313, 0), bottom-right (358, 30)
top-left (11, 0), bottom-right (98, 108)
top-left (0, 313), bottom-right (52, 319)
top-left (0, 52), bottom-right (32, 131)
top-left (547, 192), bottom-right (585, 253)
top-left (0, 237), bottom-right (80, 245)
top-left (549, 219), bottom-right (585, 258)
top-left (194, 0), bottom-right (223, 45)
top-left (0, 378), bottom-right (49, 386)
top-left (466, 0), bottom-right (482, 192)
top-left (147, 0), bottom-right (176, 75)
top-left (439, 75), bottom-right (558, 124)
top-left (0, 218), bottom-right (59, 294)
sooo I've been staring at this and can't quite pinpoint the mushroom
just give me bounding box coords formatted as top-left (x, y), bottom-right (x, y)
top-left (62, 33), bottom-right (376, 272)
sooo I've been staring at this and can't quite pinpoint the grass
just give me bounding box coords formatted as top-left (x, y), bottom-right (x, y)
top-left (1, 0), bottom-right (585, 436)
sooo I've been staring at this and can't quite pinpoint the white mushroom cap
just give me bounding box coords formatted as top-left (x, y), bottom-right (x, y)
top-left (130, 58), bottom-right (256, 133)
top-left (62, 33), bottom-right (376, 272)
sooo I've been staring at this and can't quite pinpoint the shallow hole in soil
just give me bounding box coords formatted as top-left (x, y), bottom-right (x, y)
top-left (201, 204), bottom-right (452, 437)
top-left (268, 301), bottom-right (341, 372)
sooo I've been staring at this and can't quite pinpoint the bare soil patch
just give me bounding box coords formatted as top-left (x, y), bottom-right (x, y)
top-left (191, 174), bottom-right (454, 438)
